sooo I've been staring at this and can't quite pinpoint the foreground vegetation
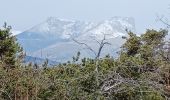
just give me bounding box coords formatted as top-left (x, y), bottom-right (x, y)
top-left (1, 23), bottom-right (170, 100)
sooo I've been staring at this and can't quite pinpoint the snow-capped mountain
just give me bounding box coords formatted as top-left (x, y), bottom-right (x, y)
top-left (17, 17), bottom-right (135, 62)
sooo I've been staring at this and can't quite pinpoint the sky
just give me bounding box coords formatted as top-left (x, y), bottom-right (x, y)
top-left (0, 0), bottom-right (170, 34)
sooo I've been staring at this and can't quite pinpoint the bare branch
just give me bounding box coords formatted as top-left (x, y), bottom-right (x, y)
top-left (96, 34), bottom-right (111, 59)
top-left (157, 15), bottom-right (170, 28)
top-left (72, 38), bottom-right (97, 56)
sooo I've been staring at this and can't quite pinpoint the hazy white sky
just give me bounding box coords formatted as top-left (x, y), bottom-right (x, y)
top-left (0, 0), bottom-right (169, 33)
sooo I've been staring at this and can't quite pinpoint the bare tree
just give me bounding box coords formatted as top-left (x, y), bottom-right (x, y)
top-left (157, 15), bottom-right (170, 28)
top-left (72, 33), bottom-right (112, 99)
top-left (72, 34), bottom-right (111, 60)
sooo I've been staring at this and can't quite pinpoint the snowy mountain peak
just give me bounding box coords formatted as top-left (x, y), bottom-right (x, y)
top-left (17, 17), bottom-right (135, 61)
top-left (19, 17), bottom-right (135, 40)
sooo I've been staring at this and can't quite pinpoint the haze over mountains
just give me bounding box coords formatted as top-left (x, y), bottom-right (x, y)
top-left (17, 17), bottom-right (136, 63)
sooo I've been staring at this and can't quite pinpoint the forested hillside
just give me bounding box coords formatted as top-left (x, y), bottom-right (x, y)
top-left (1, 23), bottom-right (170, 100)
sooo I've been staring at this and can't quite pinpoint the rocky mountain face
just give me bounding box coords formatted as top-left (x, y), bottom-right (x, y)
top-left (17, 17), bottom-right (136, 62)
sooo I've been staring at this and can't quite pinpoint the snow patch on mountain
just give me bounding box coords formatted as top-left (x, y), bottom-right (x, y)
top-left (12, 30), bottom-right (22, 36)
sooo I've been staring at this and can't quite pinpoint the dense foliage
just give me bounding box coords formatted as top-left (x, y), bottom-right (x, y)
top-left (0, 24), bottom-right (170, 100)
top-left (0, 23), bottom-right (23, 70)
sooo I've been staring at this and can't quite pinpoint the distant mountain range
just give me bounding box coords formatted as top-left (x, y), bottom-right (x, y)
top-left (17, 17), bottom-right (136, 63)
top-left (24, 56), bottom-right (58, 66)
